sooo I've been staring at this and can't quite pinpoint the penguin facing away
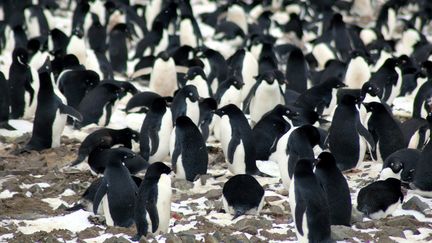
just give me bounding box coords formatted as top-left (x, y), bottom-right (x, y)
top-left (357, 178), bottom-right (404, 219)
top-left (171, 116), bottom-right (208, 182)
top-left (222, 174), bottom-right (265, 219)
top-left (93, 151), bottom-right (138, 227)
top-left (133, 162), bottom-right (172, 241)
top-left (315, 152), bottom-right (352, 226)
top-left (289, 158), bottom-right (332, 243)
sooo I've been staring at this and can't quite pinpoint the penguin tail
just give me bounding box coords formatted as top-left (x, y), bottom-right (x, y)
top-left (69, 155), bottom-right (85, 167)
top-left (130, 234), bottom-right (142, 242)
top-left (0, 122), bottom-right (16, 130)
top-left (233, 208), bottom-right (247, 220)
top-left (65, 203), bottom-right (85, 212)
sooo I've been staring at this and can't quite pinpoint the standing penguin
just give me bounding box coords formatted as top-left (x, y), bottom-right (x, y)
top-left (25, 58), bottom-right (82, 151)
top-left (367, 58), bottom-right (402, 106)
top-left (227, 49), bottom-right (258, 100)
top-left (289, 158), bottom-right (332, 243)
top-left (214, 104), bottom-right (262, 175)
top-left (222, 174), bottom-right (265, 219)
top-left (149, 51), bottom-right (177, 96)
top-left (133, 162), bottom-right (172, 241)
top-left (244, 70), bottom-right (285, 125)
top-left (183, 66), bottom-right (211, 98)
top-left (344, 52), bottom-right (371, 89)
top-left (0, 71), bottom-right (15, 130)
top-left (93, 151), bottom-right (138, 227)
top-left (170, 116), bottom-right (208, 181)
top-left (328, 94), bottom-right (375, 171)
top-left (178, 15), bottom-right (202, 48)
top-left (87, 13), bottom-right (106, 53)
top-left (66, 28), bottom-right (86, 65)
top-left (357, 178), bottom-right (404, 219)
top-left (140, 98), bottom-right (173, 163)
top-left (411, 114), bottom-right (432, 197)
top-left (285, 48), bottom-right (308, 93)
top-left (364, 102), bottom-right (406, 163)
top-left (109, 23), bottom-right (131, 74)
top-left (8, 48), bottom-right (37, 119)
top-left (315, 152), bottom-right (352, 226)
top-left (171, 85), bottom-right (200, 125)
top-left (277, 125), bottom-right (322, 190)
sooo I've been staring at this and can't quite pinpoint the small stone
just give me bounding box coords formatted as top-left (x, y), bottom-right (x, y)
top-left (355, 220), bottom-right (375, 229)
top-left (351, 207), bottom-right (364, 224)
top-left (402, 196), bottom-right (430, 213)
top-left (200, 174), bottom-right (212, 185)
top-left (233, 217), bottom-right (272, 230)
top-left (238, 225), bottom-right (258, 235)
top-left (269, 205), bottom-right (284, 216)
top-left (205, 189), bottom-right (222, 200)
top-left (331, 225), bottom-right (373, 241)
top-left (179, 234), bottom-right (196, 243)
top-left (172, 179), bottom-right (194, 191)
top-left (165, 233), bottom-right (182, 243)
top-left (204, 234), bottom-right (218, 243)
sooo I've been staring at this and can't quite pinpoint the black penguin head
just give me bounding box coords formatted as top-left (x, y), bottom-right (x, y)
top-left (214, 104), bottom-right (239, 117)
top-left (158, 51), bottom-right (171, 62)
top-left (331, 13), bottom-right (344, 26)
top-left (361, 82), bottom-right (380, 99)
top-left (388, 160), bottom-right (404, 174)
top-left (315, 151), bottom-right (337, 168)
top-left (175, 116), bottom-right (195, 128)
top-left (340, 94), bottom-right (360, 106)
top-left (363, 102), bottom-right (382, 113)
top-left (273, 70), bottom-right (287, 85)
top-left (226, 76), bottom-right (244, 90)
top-left (108, 147), bottom-right (136, 164)
top-left (12, 48), bottom-right (29, 65)
top-left (274, 104), bottom-right (299, 119)
top-left (62, 54), bottom-right (80, 68)
top-left (299, 124), bottom-right (321, 146)
top-left (385, 177), bottom-right (402, 188)
top-left (150, 97), bottom-right (167, 113)
top-left (382, 57), bottom-right (398, 69)
top-left (121, 127), bottom-right (140, 142)
top-left (144, 162), bottom-right (171, 180)
top-left (72, 27), bottom-right (84, 38)
top-left (322, 77), bottom-right (346, 89)
top-left (200, 97), bottom-right (218, 111)
top-left (181, 85), bottom-right (199, 102)
top-left (420, 61), bottom-right (432, 78)
top-left (258, 71), bottom-right (277, 85)
top-left (38, 57), bottom-right (52, 74)
top-left (112, 23), bottom-right (132, 38)
top-left (184, 66), bottom-right (207, 81)
top-left (27, 38), bottom-right (41, 56)
top-left (294, 158), bottom-right (315, 177)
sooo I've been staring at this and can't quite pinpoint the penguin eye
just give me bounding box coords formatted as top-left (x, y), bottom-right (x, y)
top-left (390, 162), bottom-right (394, 166)
top-left (286, 110), bottom-right (290, 114)
top-left (409, 169), bottom-right (415, 173)
top-left (124, 155), bottom-right (128, 159)
top-left (189, 92), bottom-right (193, 97)
top-left (368, 86), bottom-right (372, 91)
top-left (234, 81), bottom-right (237, 84)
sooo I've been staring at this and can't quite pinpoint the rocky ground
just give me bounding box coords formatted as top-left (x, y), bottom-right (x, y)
top-left (1, 123), bottom-right (432, 243)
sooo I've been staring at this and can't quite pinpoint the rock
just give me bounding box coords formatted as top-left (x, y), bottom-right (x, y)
top-left (238, 225), bottom-right (258, 235)
top-left (204, 234), bottom-right (219, 243)
top-left (351, 207), bottom-right (364, 224)
top-left (212, 231), bottom-right (224, 241)
top-left (103, 236), bottom-right (130, 243)
top-left (233, 217), bottom-right (272, 230)
top-left (172, 179), bottom-right (194, 191)
top-left (205, 189), bottom-right (222, 200)
top-left (331, 225), bottom-right (373, 241)
top-left (76, 226), bottom-right (101, 239)
top-left (402, 196), bottom-right (430, 213)
top-left (200, 174), bottom-right (212, 185)
top-left (355, 220), bottom-right (375, 229)
top-left (377, 226), bottom-right (404, 238)
top-left (179, 233), bottom-right (196, 243)
top-left (165, 233), bottom-right (182, 243)
top-left (268, 205), bottom-right (284, 216)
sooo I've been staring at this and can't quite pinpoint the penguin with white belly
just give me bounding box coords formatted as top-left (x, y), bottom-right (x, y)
top-left (171, 85), bottom-right (200, 126)
top-left (289, 158), bottom-right (332, 243)
top-left (214, 104), bottom-right (264, 176)
top-left (149, 51), bottom-right (177, 97)
top-left (170, 116), bottom-right (208, 181)
top-left (183, 66), bottom-right (211, 98)
top-left (132, 162), bottom-right (172, 241)
top-left (25, 58), bottom-right (82, 151)
top-left (244, 70), bottom-right (285, 126)
top-left (140, 98), bottom-right (173, 163)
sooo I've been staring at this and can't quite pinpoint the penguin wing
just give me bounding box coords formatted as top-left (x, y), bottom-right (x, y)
top-left (92, 177), bottom-right (108, 214)
top-left (149, 128), bottom-right (159, 156)
top-left (356, 120), bottom-right (376, 151)
top-left (227, 131), bottom-right (241, 163)
top-left (144, 185), bottom-right (159, 232)
top-left (59, 103), bottom-right (83, 121)
top-left (294, 185), bottom-right (306, 236)
top-left (243, 82), bottom-right (260, 113)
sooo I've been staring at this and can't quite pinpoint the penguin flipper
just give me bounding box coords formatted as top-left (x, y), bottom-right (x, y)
top-left (294, 189), bottom-right (306, 236)
top-left (144, 186), bottom-right (159, 233)
top-left (59, 103), bottom-right (83, 121)
top-left (93, 178), bottom-right (107, 214)
top-left (356, 121), bottom-right (376, 151)
top-left (242, 82), bottom-right (260, 114)
top-left (149, 129), bottom-right (159, 156)
top-left (0, 122), bottom-right (16, 130)
top-left (227, 133), bottom-right (241, 164)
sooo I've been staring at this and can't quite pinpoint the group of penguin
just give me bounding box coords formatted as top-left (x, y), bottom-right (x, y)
top-left (2, 0), bottom-right (432, 241)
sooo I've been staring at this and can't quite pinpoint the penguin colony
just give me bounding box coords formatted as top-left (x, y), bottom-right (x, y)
top-left (1, 0), bottom-right (432, 241)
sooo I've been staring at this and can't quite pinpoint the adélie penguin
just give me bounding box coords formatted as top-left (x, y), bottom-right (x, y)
top-left (289, 158), bottom-right (332, 243)
top-left (214, 104), bottom-right (266, 176)
top-left (140, 98), bottom-right (173, 163)
top-left (380, 148), bottom-right (420, 183)
top-left (93, 150), bottom-right (138, 227)
top-left (357, 178), bottom-right (404, 219)
top-left (24, 58), bottom-right (82, 151)
top-left (132, 162), bottom-right (172, 241)
top-left (0, 71), bottom-right (15, 130)
top-left (222, 174), bottom-right (265, 219)
top-left (315, 152), bottom-right (352, 226)
top-left (170, 116), bottom-right (208, 182)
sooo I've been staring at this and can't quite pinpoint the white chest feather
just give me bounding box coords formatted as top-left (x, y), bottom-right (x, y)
top-left (149, 58), bottom-right (177, 97)
top-left (180, 19), bottom-right (197, 48)
top-left (345, 57), bottom-right (371, 89)
top-left (154, 174), bottom-right (172, 234)
top-left (186, 99), bottom-right (200, 125)
top-left (186, 76), bottom-right (210, 98)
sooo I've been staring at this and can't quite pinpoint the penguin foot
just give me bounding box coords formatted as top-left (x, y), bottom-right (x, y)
top-left (130, 234), bottom-right (142, 242)
top-left (12, 147), bottom-right (32, 155)
top-left (0, 122), bottom-right (16, 130)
